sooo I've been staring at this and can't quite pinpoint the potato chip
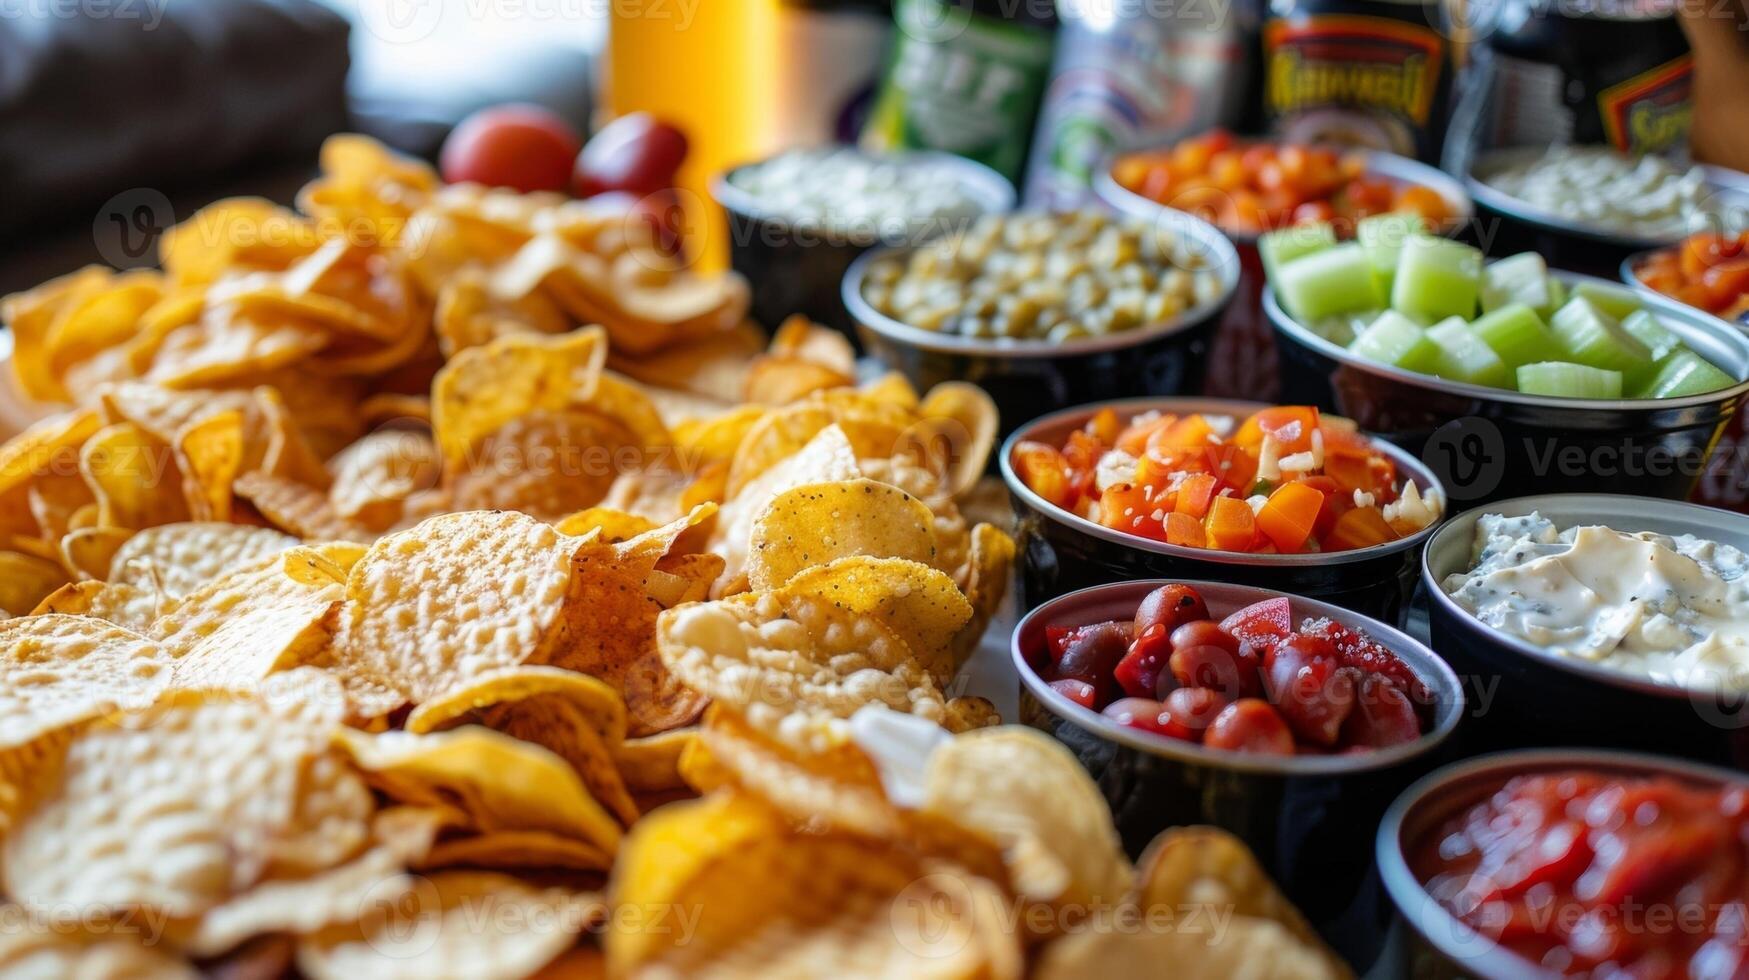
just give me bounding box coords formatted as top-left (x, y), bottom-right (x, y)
top-left (3, 673), bottom-right (363, 919)
top-left (3, 266), bottom-right (113, 401)
top-left (153, 546), bottom-right (344, 689)
top-left (56, 525), bottom-right (133, 581)
top-left (422, 830), bottom-right (614, 872)
top-left (599, 466), bottom-right (691, 526)
top-left (644, 552), bottom-right (721, 609)
top-left (326, 429), bottom-right (441, 531)
top-left (1032, 917), bottom-right (1342, 980)
top-left (360, 392), bottom-right (432, 427)
top-left (254, 384), bottom-right (336, 489)
top-left (608, 792), bottom-right (1021, 980)
top-left (96, 381), bottom-right (253, 447)
top-left (446, 409), bottom-right (628, 522)
top-left (26, 472), bottom-right (95, 544)
top-left (857, 371), bottom-right (922, 410)
top-left (0, 408), bottom-right (101, 516)
top-left (0, 551), bottom-right (68, 617)
top-left (768, 315), bottom-right (856, 377)
top-left (42, 270), bottom-right (164, 381)
top-left (612, 728), bottom-right (697, 795)
top-left (431, 326), bottom-right (607, 463)
top-left (331, 511), bottom-right (576, 709)
top-left (778, 556), bottom-right (973, 685)
top-left (159, 198), bottom-right (321, 287)
top-left (295, 871), bottom-right (594, 980)
top-left (924, 727), bottom-right (1132, 917)
top-left (336, 726), bottom-right (621, 855)
top-left (913, 381), bottom-right (1001, 497)
top-left (553, 506), bottom-right (657, 540)
top-left (711, 424), bottom-right (860, 595)
top-left (743, 356), bottom-right (854, 407)
top-left (656, 589), bottom-right (969, 755)
top-left (547, 539), bottom-right (704, 736)
top-left (29, 579), bottom-right (162, 632)
top-left (608, 320), bottom-right (764, 403)
top-left (694, 707), bottom-right (900, 839)
top-left (78, 421), bottom-right (185, 529)
top-left (435, 276), bottom-right (569, 357)
top-left (145, 305), bottom-right (330, 390)
top-left (107, 522), bottom-right (297, 599)
top-left (175, 407), bottom-right (244, 522)
top-left (724, 395), bottom-right (912, 498)
top-left (953, 522), bottom-right (1016, 664)
top-left (0, 928), bottom-right (198, 978)
top-left (215, 238), bottom-right (418, 345)
top-left (1131, 826), bottom-right (1334, 962)
top-left (0, 614), bottom-right (173, 749)
top-left (747, 480), bottom-right (939, 593)
top-left (233, 470), bottom-right (372, 542)
top-left (405, 666), bottom-right (637, 826)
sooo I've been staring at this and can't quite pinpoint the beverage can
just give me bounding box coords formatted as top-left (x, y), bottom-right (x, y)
top-left (1023, 0), bottom-right (1259, 209)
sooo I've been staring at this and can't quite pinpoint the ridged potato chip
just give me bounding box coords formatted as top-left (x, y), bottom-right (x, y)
top-left (296, 871), bottom-right (595, 980)
top-left (331, 511), bottom-right (575, 708)
top-left (431, 326), bottom-right (607, 463)
top-left (107, 522), bottom-right (297, 599)
top-left (923, 727), bottom-right (1132, 919)
top-left (747, 479), bottom-right (938, 593)
top-left (175, 407), bottom-right (245, 522)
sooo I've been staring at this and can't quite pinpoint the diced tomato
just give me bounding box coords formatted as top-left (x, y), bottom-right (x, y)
top-left (1061, 429), bottom-right (1105, 499)
top-left (1234, 406), bottom-right (1319, 455)
top-left (1100, 483), bottom-right (1166, 540)
top-left (1220, 596), bottom-right (1292, 653)
top-left (1173, 472), bottom-right (1219, 519)
top-left (1204, 495), bottom-right (1256, 551)
top-left (1208, 443), bottom-right (1259, 494)
top-left (1322, 506), bottom-right (1396, 551)
top-left (1148, 413), bottom-right (1216, 453)
top-left (1113, 623), bottom-right (1174, 699)
top-left (1256, 481), bottom-right (1325, 553)
top-left (1394, 184), bottom-right (1451, 226)
top-left (1164, 511), bottom-right (1206, 548)
top-left (1701, 257), bottom-right (1749, 312)
top-left (1048, 677), bottom-right (1099, 710)
top-left (1116, 413), bottom-right (1177, 456)
top-left (1295, 474), bottom-right (1349, 539)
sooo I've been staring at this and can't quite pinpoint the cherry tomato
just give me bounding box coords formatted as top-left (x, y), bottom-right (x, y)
top-left (1262, 635), bottom-right (1356, 747)
top-left (1168, 621), bottom-right (1262, 699)
top-left (440, 104), bottom-right (582, 193)
top-left (1161, 686), bottom-right (1229, 734)
top-left (1054, 621), bottom-right (1131, 703)
top-left (1102, 697), bottom-right (1194, 740)
top-left (1338, 674), bottom-right (1421, 748)
top-left (1204, 699), bottom-right (1296, 754)
top-left (573, 112), bottom-right (689, 199)
top-left (1219, 596), bottom-right (1292, 653)
top-left (1113, 623), bottom-right (1174, 699)
top-left (1134, 584), bottom-right (1209, 634)
top-left (1048, 678), bottom-right (1098, 710)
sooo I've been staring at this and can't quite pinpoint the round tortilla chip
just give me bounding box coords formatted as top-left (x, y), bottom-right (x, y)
top-left (776, 556), bottom-right (973, 685)
top-left (1032, 917), bottom-right (1343, 980)
top-left (107, 523), bottom-right (297, 599)
top-left (747, 479), bottom-right (939, 593)
top-left (432, 326), bottom-right (608, 463)
top-left (0, 614), bottom-right (174, 750)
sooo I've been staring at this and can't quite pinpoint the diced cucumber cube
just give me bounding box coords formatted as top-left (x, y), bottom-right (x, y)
top-left (1481, 253), bottom-right (1552, 315)
top-left (1549, 297), bottom-right (1652, 373)
top-left (1427, 317), bottom-right (1510, 388)
top-left (1392, 236), bottom-right (1483, 321)
top-left (1632, 349), bottom-right (1738, 398)
top-left (1516, 361), bottom-right (1623, 398)
top-left (1571, 281), bottom-right (1641, 321)
top-left (1357, 213), bottom-right (1428, 292)
top-left (1260, 222), bottom-right (1338, 284)
top-left (1311, 308), bottom-right (1384, 346)
top-left (1276, 243), bottom-right (1384, 322)
top-left (1543, 278), bottom-right (1567, 320)
top-left (1350, 311), bottom-right (1441, 374)
top-left (1470, 303), bottom-right (1557, 369)
top-left (1618, 310), bottom-right (1682, 361)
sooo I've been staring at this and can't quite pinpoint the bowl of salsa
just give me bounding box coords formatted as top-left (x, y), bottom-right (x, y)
top-left (1379, 749), bottom-right (1749, 979)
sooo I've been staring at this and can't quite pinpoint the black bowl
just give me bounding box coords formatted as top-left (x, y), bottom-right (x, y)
top-left (1014, 578), bottom-right (1465, 971)
top-left (1000, 396), bottom-right (1448, 624)
top-left (1422, 493), bottom-right (1749, 767)
top-left (1466, 147), bottom-right (1749, 275)
top-left (1096, 146), bottom-right (1475, 402)
top-left (841, 210), bottom-right (1240, 440)
top-left (1377, 748), bottom-right (1749, 979)
top-left (1267, 271), bottom-right (1749, 505)
top-left (712, 148), bottom-right (1014, 343)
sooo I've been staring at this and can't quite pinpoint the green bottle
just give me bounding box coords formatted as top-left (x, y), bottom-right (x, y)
top-left (860, 0), bottom-right (1056, 182)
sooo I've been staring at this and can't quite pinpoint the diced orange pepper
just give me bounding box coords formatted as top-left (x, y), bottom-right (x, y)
top-left (1210, 443), bottom-right (1259, 494)
top-left (1148, 413), bottom-right (1216, 453)
top-left (1100, 483), bottom-right (1166, 540)
top-left (1164, 511), bottom-right (1206, 548)
top-left (1233, 406), bottom-right (1319, 455)
top-left (1174, 473), bottom-right (1219, 519)
top-left (1323, 506), bottom-right (1397, 551)
top-left (1116, 414), bottom-right (1177, 457)
top-left (1086, 407), bottom-right (1122, 445)
top-left (1014, 442), bottom-right (1075, 510)
top-left (1204, 495), bottom-right (1257, 551)
top-left (1296, 474), bottom-right (1350, 539)
top-left (1256, 482), bottom-right (1325, 553)
top-left (1135, 447), bottom-right (1209, 492)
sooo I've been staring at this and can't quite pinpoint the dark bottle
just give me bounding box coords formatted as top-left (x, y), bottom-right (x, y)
top-left (859, 0), bottom-right (1058, 182)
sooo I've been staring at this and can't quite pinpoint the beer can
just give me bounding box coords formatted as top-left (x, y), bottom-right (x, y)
top-left (1023, 0), bottom-right (1260, 209)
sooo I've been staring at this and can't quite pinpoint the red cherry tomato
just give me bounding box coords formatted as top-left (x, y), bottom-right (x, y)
top-left (1162, 686), bottom-right (1229, 736)
top-left (1219, 596), bottom-right (1292, 653)
top-left (1262, 635), bottom-right (1356, 747)
top-left (573, 112), bottom-right (689, 199)
top-left (1048, 678), bottom-right (1099, 711)
top-left (1204, 699), bottom-right (1296, 754)
top-left (1102, 697), bottom-right (1193, 740)
top-left (1339, 674), bottom-right (1421, 748)
top-left (1112, 623), bottom-right (1174, 700)
top-left (440, 104), bottom-right (582, 193)
top-left (1053, 621), bottom-right (1131, 704)
top-left (1168, 621), bottom-right (1262, 699)
top-left (1134, 584), bottom-right (1209, 635)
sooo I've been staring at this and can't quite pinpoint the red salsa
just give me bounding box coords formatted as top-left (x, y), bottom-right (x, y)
top-left (1412, 771), bottom-right (1749, 978)
top-left (1028, 584), bottom-right (1431, 756)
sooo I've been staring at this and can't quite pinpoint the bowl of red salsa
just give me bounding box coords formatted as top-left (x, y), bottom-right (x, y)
top-left (1000, 397), bottom-right (1447, 623)
top-left (1014, 577), bottom-right (1464, 970)
top-left (1379, 750), bottom-right (1749, 979)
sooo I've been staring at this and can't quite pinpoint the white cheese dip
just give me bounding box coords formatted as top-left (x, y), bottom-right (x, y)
top-left (1442, 513), bottom-right (1749, 690)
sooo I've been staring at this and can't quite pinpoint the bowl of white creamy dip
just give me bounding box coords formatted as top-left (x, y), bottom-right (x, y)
top-left (1423, 493), bottom-right (1749, 766)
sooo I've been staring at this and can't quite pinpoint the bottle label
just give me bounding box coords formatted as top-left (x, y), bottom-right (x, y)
top-left (861, 0), bottom-right (1055, 180)
top-left (1263, 13), bottom-right (1446, 159)
top-left (1597, 54), bottom-right (1693, 155)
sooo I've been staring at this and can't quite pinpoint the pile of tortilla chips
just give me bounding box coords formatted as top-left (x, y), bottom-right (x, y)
top-left (0, 133), bottom-right (1341, 977)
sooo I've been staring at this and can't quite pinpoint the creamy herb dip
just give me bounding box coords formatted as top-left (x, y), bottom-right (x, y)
top-left (1442, 513), bottom-right (1749, 689)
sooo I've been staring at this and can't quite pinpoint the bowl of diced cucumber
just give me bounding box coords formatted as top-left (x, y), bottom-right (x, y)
top-left (1262, 218), bottom-right (1749, 503)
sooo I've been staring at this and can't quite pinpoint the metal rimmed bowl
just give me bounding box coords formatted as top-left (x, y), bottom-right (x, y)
top-left (712, 147), bottom-right (1015, 343)
top-left (1000, 396), bottom-right (1448, 624)
top-left (1466, 146), bottom-right (1749, 275)
top-left (1422, 493), bottom-right (1749, 766)
top-left (1266, 269), bottom-right (1749, 505)
top-left (841, 208), bottom-right (1240, 438)
top-left (1096, 145), bottom-right (1474, 402)
top-left (1377, 749), bottom-right (1749, 978)
top-left (1014, 578), bottom-right (1465, 971)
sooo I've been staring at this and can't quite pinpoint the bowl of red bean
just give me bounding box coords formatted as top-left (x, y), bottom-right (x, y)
top-left (1012, 577), bottom-right (1464, 970)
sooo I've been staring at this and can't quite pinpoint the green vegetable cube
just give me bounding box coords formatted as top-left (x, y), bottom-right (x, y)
top-left (1516, 361), bottom-right (1623, 398)
top-left (1469, 304), bottom-right (1557, 369)
top-left (1632, 349), bottom-right (1738, 398)
top-left (1480, 253), bottom-right (1552, 315)
top-left (1549, 297), bottom-right (1652, 373)
top-left (1427, 317), bottom-right (1510, 388)
top-left (1571, 281), bottom-right (1641, 321)
top-left (1275, 243), bottom-right (1384, 322)
top-left (1350, 310), bottom-right (1441, 374)
top-left (1391, 237), bottom-right (1483, 321)
top-left (1260, 222), bottom-right (1337, 284)
top-left (1356, 213), bottom-right (1428, 292)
